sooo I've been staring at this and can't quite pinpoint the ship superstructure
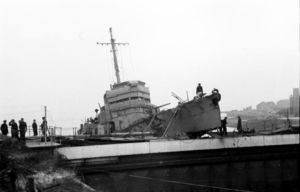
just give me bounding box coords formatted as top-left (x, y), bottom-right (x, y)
top-left (80, 28), bottom-right (157, 135)
top-left (99, 80), bottom-right (156, 131)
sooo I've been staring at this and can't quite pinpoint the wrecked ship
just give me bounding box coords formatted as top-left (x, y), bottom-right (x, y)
top-left (78, 28), bottom-right (221, 138)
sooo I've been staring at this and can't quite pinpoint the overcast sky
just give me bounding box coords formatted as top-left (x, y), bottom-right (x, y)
top-left (0, 0), bottom-right (299, 129)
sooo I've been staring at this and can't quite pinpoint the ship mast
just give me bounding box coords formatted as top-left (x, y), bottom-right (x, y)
top-left (97, 28), bottom-right (128, 84)
top-left (109, 28), bottom-right (121, 84)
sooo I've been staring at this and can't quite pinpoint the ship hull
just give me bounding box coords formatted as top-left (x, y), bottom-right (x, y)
top-left (157, 97), bottom-right (221, 137)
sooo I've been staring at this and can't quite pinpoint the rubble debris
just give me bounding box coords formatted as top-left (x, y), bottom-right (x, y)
top-left (0, 137), bottom-right (95, 192)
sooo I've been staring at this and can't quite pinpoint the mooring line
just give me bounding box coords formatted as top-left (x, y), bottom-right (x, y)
top-left (95, 169), bottom-right (254, 192)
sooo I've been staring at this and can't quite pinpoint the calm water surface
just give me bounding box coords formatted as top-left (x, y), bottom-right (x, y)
top-left (85, 158), bottom-right (299, 192)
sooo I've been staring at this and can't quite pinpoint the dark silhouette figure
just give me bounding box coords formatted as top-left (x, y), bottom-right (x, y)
top-left (1, 120), bottom-right (8, 136)
top-left (9, 119), bottom-right (18, 139)
top-left (237, 116), bottom-right (242, 133)
top-left (208, 88), bottom-right (221, 106)
top-left (32, 119), bottom-right (38, 136)
top-left (221, 117), bottom-right (227, 136)
top-left (19, 118), bottom-right (27, 143)
top-left (196, 83), bottom-right (203, 97)
top-left (41, 117), bottom-right (48, 136)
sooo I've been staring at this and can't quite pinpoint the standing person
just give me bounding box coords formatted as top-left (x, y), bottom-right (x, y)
top-left (237, 116), bottom-right (242, 133)
top-left (1, 120), bottom-right (8, 136)
top-left (32, 119), bottom-right (38, 136)
top-left (9, 119), bottom-right (18, 139)
top-left (211, 88), bottom-right (221, 106)
top-left (19, 118), bottom-right (27, 143)
top-left (41, 117), bottom-right (48, 136)
top-left (221, 117), bottom-right (228, 136)
top-left (196, 83), bottom-right (203, 97)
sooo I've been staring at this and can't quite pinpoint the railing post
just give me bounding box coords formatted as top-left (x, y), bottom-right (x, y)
top-left (38, 126), bottom-right (41, 144)
top-left (50, 128), bottom-right (54, 143)
top-left (60, 127), bottom-right (62, 144)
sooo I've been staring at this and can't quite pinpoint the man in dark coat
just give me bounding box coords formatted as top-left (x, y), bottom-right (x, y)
top-left (237, 116), bottom-right (242, 133)
top-left (221, 117), bottom-right (227, 136)
top-left (196, 83), bottom-right (203, 97)
top-left (211, 88), bottom-right (221, 106)
top-left (9, 119), bottom-right (18, 139)
top-left (1, 120), bottom-right (8, 136)
top-left (41, 117), bottom-right (48, 136)
top-left (32, 119), bottom-right (38, 136)
top-left (19, 118), bottom-right (27, 143)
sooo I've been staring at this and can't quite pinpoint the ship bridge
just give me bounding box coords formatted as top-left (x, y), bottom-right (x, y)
top-left (100, 80), bottom-right (156, 131)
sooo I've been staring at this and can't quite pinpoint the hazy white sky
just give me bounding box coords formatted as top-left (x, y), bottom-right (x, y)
top-left (0, 0), bottom-right (299, 129)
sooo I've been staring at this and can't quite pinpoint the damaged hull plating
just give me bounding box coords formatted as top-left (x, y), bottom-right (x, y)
top-left (165, 97), bottom-right (221, 137)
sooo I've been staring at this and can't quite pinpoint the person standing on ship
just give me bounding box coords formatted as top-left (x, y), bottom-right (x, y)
top-left (32, 119), bottom-right (38, 136)
top-left (237, 116), bottom-right (242, 133)
top-left (1, 120), bottom-right (8, 136)
top-left (9, 119), bottom-right (18, 139)
top-left (196, 83), bottom-right (203, 97)
top-left (19, 118), bottom-right (27, 143)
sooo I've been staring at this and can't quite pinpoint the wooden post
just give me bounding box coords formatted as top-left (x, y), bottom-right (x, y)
top-left (27, 178), bottom-right (34, 192)
top-left (186, 91), bottom-right (189, 101)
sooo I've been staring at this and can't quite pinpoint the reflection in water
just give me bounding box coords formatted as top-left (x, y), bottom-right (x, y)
top-left (85, 158), bottom-right (298, 192)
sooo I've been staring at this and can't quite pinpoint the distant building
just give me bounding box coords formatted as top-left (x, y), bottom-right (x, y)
top-left (276, 99), bottom-right (290, 110)
top-left (257, 102), bottom-right (276, 112)
top-left (243, 106), bottom-right (252, 111)
top-left (290, 88), bottom-right (299, 116)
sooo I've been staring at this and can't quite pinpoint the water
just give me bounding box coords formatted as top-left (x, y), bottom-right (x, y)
top-left (85, 158), bottom-right (299, 192)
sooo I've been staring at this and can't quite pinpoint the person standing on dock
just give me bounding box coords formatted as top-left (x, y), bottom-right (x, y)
top-left (196, 83), bottom-right (203, 97)
top-left (237, 116), bottom-right (242, 133)
top-left (19, 118), bottom-right (27, 143)
top-left (41, 117), bottom-right (48, 136)
top-left (32, 119), bottom-right (38, 136)
top-left (9, 119), bottom-right (18, 139)
top-left (221, 117), bottom-right (227, 136)
top-left (1, 120), bottom-right (8, 136)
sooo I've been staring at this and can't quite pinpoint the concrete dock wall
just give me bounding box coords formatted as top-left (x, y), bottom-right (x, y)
top-left (56, 134), bottom-right (299, 160)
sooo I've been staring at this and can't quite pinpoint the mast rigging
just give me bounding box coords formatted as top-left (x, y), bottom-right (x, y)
top-left (97, 28), bottom-right (129, 84)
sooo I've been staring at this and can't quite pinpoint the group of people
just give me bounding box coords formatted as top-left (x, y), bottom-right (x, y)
top-left (219, 116), bottom-right (243, 136)
top-left (196, 83), bottom-right (221, 106)
top-left (220, 117), bottom-right (228, 136)
top-left (196, 83), bottom-right (244, 136)
top-left (0, 117), bottom-right (48, 142)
